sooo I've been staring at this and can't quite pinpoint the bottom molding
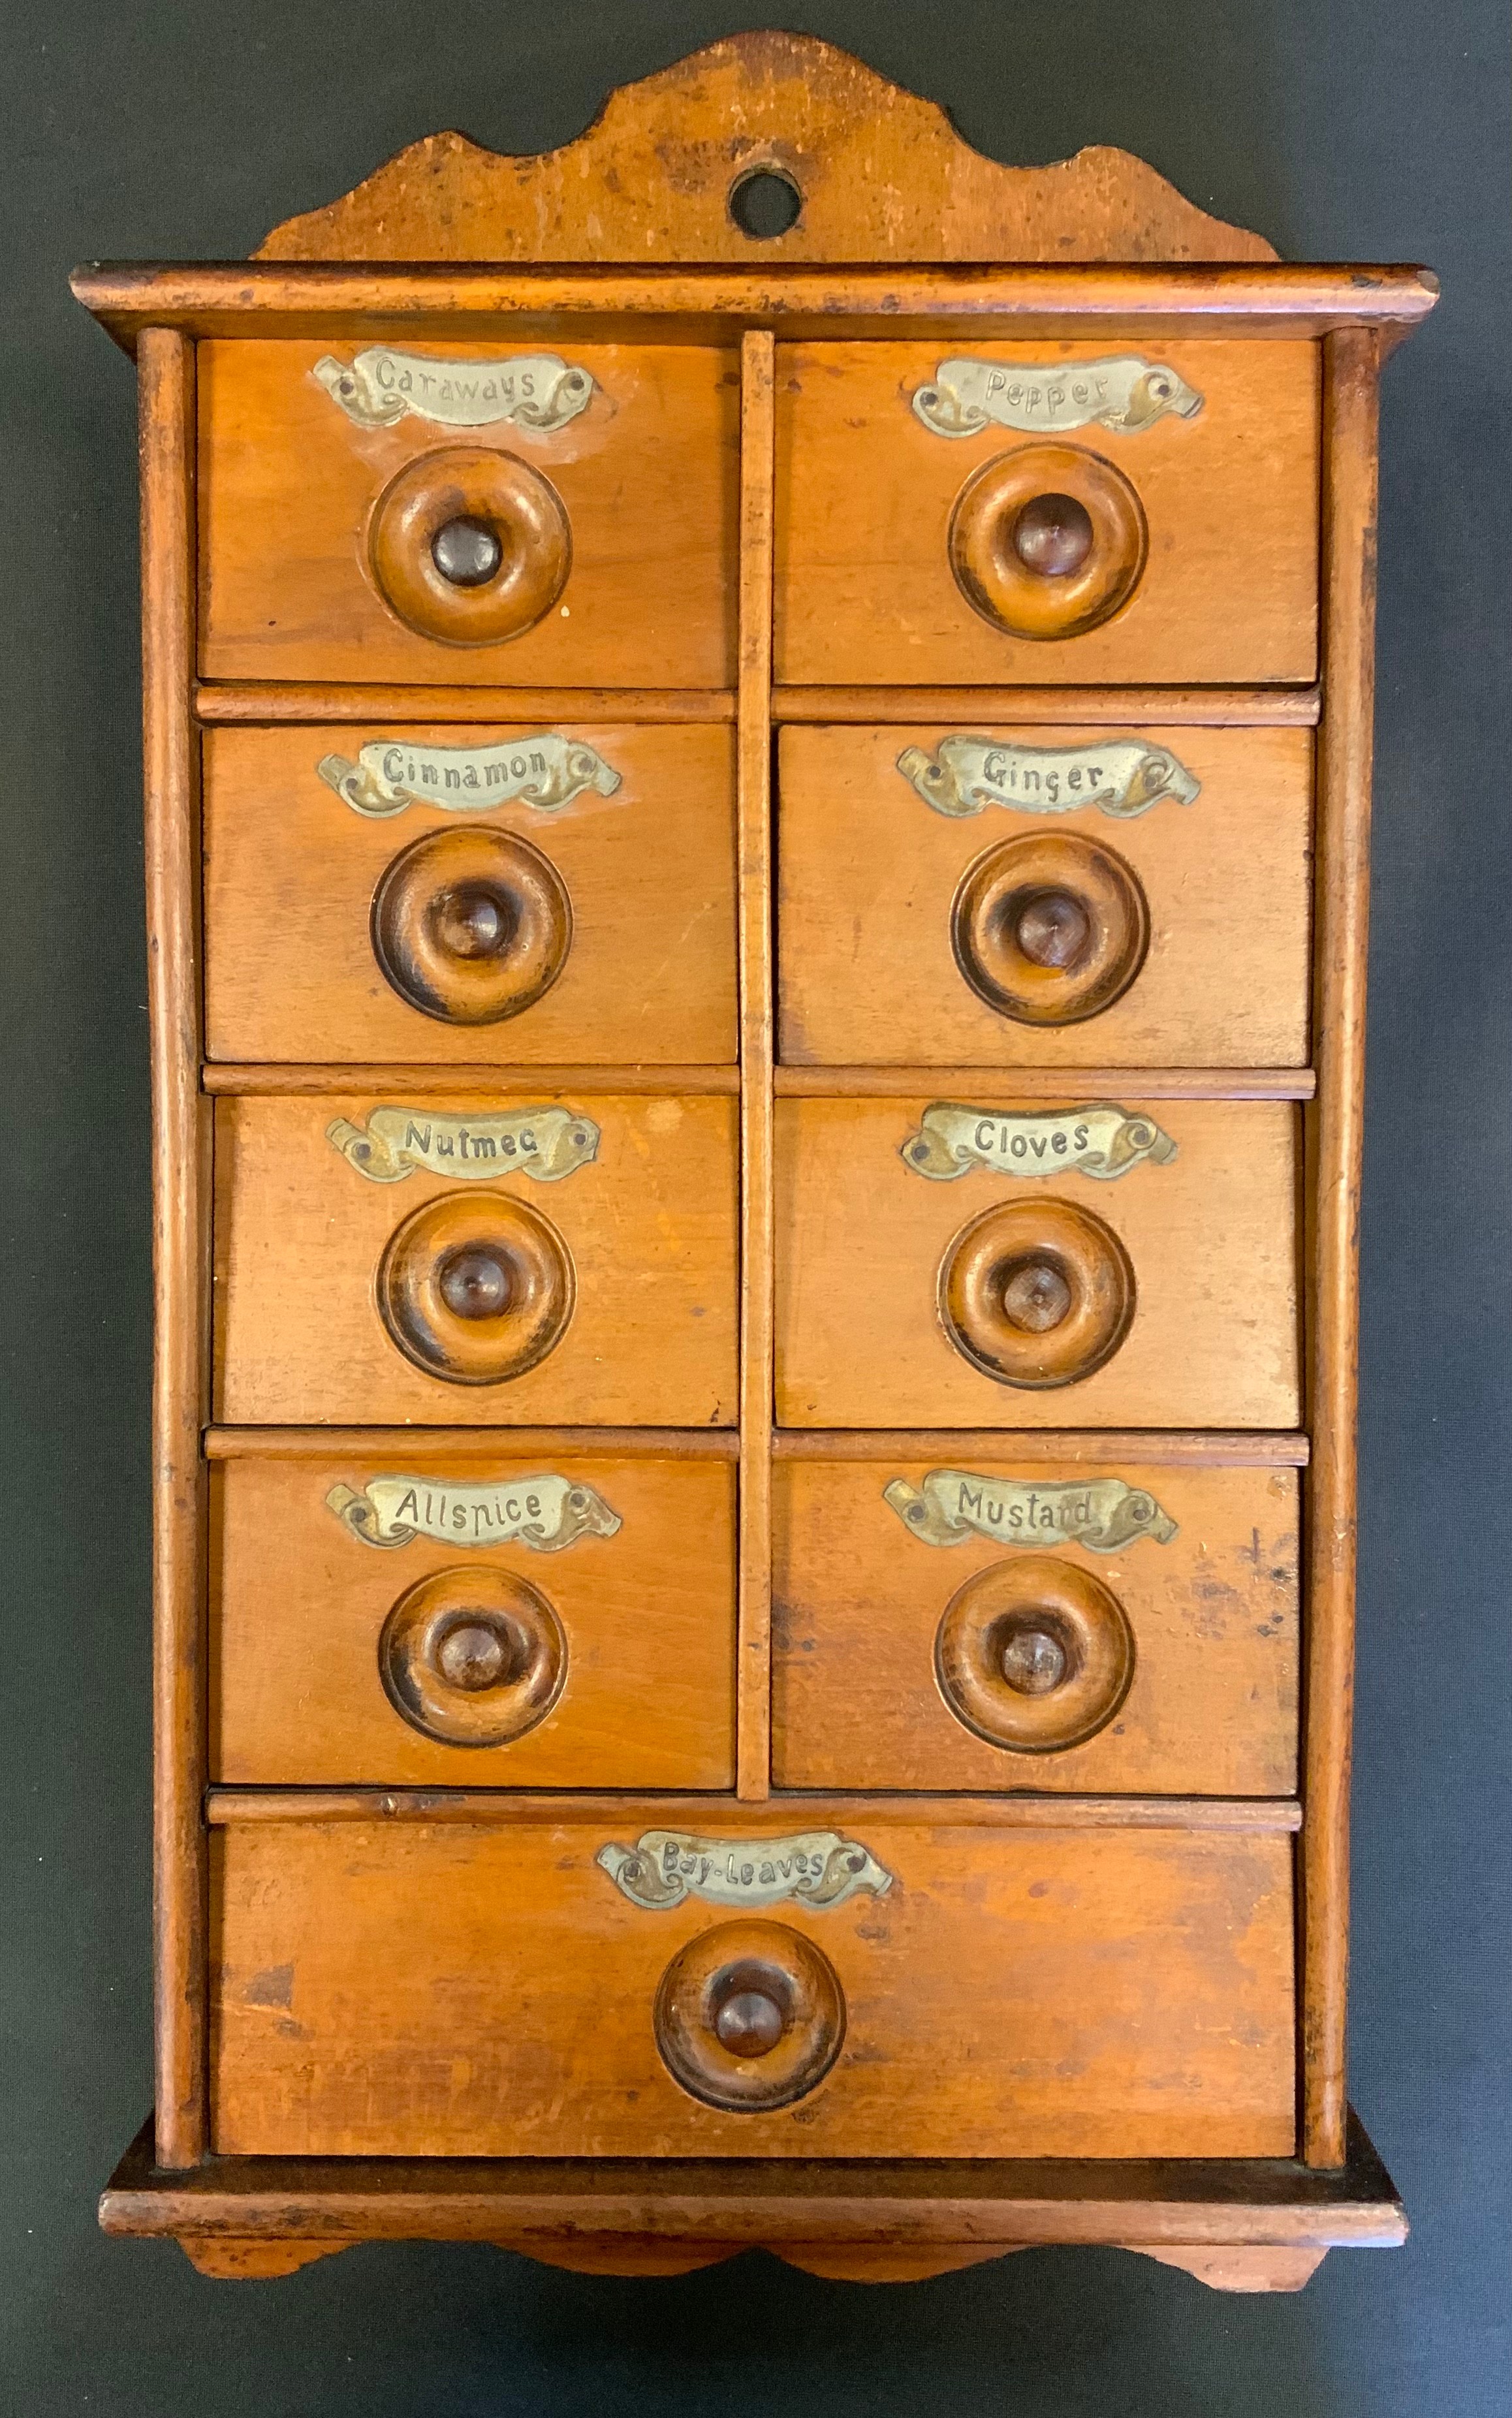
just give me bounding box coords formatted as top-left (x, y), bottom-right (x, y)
top-left (101, 2110), bottom-right (1404, 2291)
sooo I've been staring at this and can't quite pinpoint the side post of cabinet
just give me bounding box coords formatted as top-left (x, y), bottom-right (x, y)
top-left (736, 328), bottom-right (776, 1800)
top-left (139, 326), bottom-right (211, 2167)
top-left (1302, 323), bottom-right (1381, 2167)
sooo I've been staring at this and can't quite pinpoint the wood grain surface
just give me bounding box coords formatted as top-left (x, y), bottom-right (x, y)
top-left (203, 723), bottom-right (737, 1065)
top-left (736, 332), bottom-right (777, 1799)
top-left (775, 340), bottom-right (1319, 687)
top-left (1302, 329), bottom-right (1381, 2166)
top-left (198, 341), bottom-right (738, 687)
top-left (778, 724), bottom-right (1312, 1067)
top-left (212, 1450), bottom-right (734, 1788)
top-left (775, 1096), bottom-right (1300, 1428)
top-left (253, 33), bottom-right (1277, 268)
top-left (772, 1457), bottom-right (1298, 1793)
top-left (138, 330), bottom-right (210, 2170)
top-left (213, 1091), bottom-right (738, 1425)
top-left (211, 1814), bottom-right (1296, 2159)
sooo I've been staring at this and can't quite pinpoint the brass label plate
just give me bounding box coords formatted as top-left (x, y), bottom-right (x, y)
top-left (313, 347), bottom-right (595, 433)
top-left (901, 1101), bottom-right (1177, 1183)
top-left (327, 1105), bottom-right (599, 1185)
top-left (896, 735), bottom-right (1200, 821)
top-left (885, 1469), bottom-right (1177, 1552)
top-left (318, 734), bottom-right (622, 819)
top-left (911, 354), bottom-right (1203, 439)
top-left (597, 1830), bottom-right (894, 1912)
top-left (326, 1473), bottom-right (622, 1552)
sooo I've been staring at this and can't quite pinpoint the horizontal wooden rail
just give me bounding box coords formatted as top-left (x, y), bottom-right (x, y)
top-left (206, 1789), bottom-right (1303, 1832)
top-left (774, 1066), bottom-right (1316, 1099)
top-left (196, 684), bottom-right (736, 724)
top-left (202, 1063), bottom-right (739, 1095)
top-left (772, 685), bottom-right (1321, 726)
top-left (72, 260), bottom-right (1439, 351)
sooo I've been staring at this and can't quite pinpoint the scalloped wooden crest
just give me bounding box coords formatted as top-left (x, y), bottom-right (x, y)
top-left (256, 32), bottom-right (1276, 266)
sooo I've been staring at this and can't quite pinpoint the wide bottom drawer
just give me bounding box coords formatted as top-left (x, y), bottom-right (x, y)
top-left (210, 1807), bottom-right (1297, 2159)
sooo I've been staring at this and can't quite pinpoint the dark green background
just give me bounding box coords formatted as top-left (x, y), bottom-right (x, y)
top-left (4, 5), bottom-right (1507, 2410)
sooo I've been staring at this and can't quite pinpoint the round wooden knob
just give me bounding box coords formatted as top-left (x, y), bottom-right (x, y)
top-left (379, 1565), bottom-right (567, 1746)
top-left (947, 443), bottom-right (1147, 640)
top-left (938, 1197), bottom-right (1135, 1389)
top-left (935, 1554), bottom-right (1134, 1751)
top-left (654, 1921), bottom-right (845, 2113)
top-left (1010, 492), bottom-right (1094, 577)
top-left (370, 447), bottom-right (571, 645)
top-left (951, 832), bottom-right (1150, 1026)
top-left (376, 1190), bottom-right (575, 1385)
top-left (430, 514), bottom-right (504, 587)
top-left (371, 826), bottom-right (573, 1025)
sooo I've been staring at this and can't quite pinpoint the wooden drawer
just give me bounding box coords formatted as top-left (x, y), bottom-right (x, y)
top-left (213, 1091), bottom-right (738, 1425)
top-left (774, 341), bottom-right (1318, 685)
top-left (772, 1451), bottom-right (1299, 1793)
top-left (198, 341), bottom-right (738, 686)
top-left (210, 1809), bottom-right (1297, 2158)
top-left (775, 1096), bottom-right (1299, 1428)
top-left (204, 724), bottom-right (737, 1066)
top-left (778, 725), bottom-right (1312, 1068)
top-left (211, 1443), bottom-right (734, 1788)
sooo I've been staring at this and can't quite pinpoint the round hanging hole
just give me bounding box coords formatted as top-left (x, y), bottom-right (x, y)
top-left (728, 165), bottom-right (802, 240)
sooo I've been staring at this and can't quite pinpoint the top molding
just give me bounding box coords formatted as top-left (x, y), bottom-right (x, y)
top-left (253, 33), bottom-right (1277, 267)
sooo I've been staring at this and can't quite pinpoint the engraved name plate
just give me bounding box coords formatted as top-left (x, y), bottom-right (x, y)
top-left (318, 734), bottom-right (623, 820)
top-left (911, 355), bottom-right (1203, 439)
top-left (313, 347), bottom-right (595, 433)
top-left (327, 1105), bottom-right (600, 1185)
top-left (326, 1472), bottom-right (622, 1552)
top-left (896, 736), bottom-right (1201, 821)
top-left (885, 1469), bottom-right (1177, 1552)
top-left (900, 1102), bottom-right (1177, 1183)
top-left (597, 1830), bottom-right (894, 1913)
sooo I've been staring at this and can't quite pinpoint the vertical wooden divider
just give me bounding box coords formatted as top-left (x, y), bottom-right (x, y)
top-left (138, 328), bottom-right (210, 2166)
top-left (1301, 324), bottom-right (1381, 2167)
top-left (736, 330), bottom-right (776, 1800)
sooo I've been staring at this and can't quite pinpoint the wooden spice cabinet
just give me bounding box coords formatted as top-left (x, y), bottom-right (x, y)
top-left (76, 33), bottom-right (1435, 2287)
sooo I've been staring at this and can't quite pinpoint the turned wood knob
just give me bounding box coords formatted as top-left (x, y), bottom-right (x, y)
top-left (379, 1566), bottom-right (567, 1746)
top-left (999, 1624), bottom-right (1068, 1694)
top-left (430, 514), bottom-right (504, 588)
top-left (376, 1190), bottom-right (575, 1385)
top-left (654, 1921), bottom-right (845, 2112)
top-left (938, 1197), bottom-right (1135, 1389)
top-left (1000, 1255), bottom-right (1073, 1332)
top-left (437, 1244), bottom-right (513, 1319)
top-left (947, 443), bottom-right (1147, 640)
top-left (711, 1970), bottom-right (789, 2057)
top-left (935, 1554), bottom-right (1134, 1751)
top-left (370, 446), bottom-right (571, 645)
top-left (1011, 492), bottom-right (1094, 577)
top-left (951, 832), bottom-right (1149, 1026)
top-left (371, 826), bottom-right (573, 1027)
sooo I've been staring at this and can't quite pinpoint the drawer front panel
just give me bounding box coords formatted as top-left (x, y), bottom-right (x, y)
top-left (213, 1093), bottom-right (738, 1425)
top-left (211, 1815), bottom-right (1297, 2158)
top-left (775, 341), bottom-right (1319, 686)
top-left (204, 725), bottom-right (738, 1066)
top-left (778, 725), bottom-right (1312, 1068)
top-left (775, 1097), bottom-right (1299, 1428)
top-left (213, 1451), bottom-right (735, 1788)
top-left (773, 1458), bottom-right (1299, 1793)
top-left (199, 341), bottom-right (738, 686)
